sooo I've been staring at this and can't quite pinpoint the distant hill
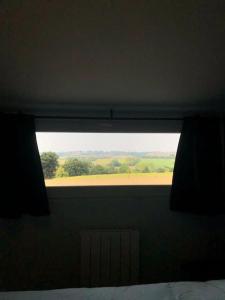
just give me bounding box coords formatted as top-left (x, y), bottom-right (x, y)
top-left (57, 151), bottom-right (175, 159)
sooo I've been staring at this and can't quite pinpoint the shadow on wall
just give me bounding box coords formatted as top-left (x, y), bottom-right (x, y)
top-left (0, 186), bottom-right (225, 290)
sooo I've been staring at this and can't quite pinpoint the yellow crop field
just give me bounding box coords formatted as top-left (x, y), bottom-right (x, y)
top-left (45, 172), bottom-right (173, 186)
top-left (58, 158), bottom-right (66, 165)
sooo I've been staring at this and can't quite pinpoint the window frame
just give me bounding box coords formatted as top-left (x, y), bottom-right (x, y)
top-left (35, 117), bottom-right (182, 133)
top-left (36, 117), bottom-right (181, 189)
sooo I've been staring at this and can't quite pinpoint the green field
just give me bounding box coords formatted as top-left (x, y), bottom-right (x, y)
top-left (135, 158), bottom-right (174, 169)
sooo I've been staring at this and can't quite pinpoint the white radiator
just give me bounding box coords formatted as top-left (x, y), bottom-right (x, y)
top-left (80, 230), bottom-right (139, 287)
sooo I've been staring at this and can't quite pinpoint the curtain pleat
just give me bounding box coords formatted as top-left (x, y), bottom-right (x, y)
top-left (0, 114), bottom-right (49, 218)
top-left (170, 116), bottom-right (225, 214)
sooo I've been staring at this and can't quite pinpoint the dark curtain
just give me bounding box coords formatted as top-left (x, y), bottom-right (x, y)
top-left (170, 116), bottom-right (225, 214)
top-left (0, 113), bottom-right (49, 218)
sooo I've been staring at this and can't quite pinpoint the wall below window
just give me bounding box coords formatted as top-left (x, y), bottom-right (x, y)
top-left (0, 186), bottom-right (225, 291)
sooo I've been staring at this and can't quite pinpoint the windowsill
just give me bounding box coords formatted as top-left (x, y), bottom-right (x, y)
top-left (46, 185), bottom-right (172, 198)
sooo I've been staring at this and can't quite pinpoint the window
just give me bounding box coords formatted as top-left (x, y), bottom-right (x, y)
top-left (36, 132), bottom-right (180, 186)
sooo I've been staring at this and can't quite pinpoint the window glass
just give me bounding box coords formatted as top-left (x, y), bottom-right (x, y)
top-left (36, 132), bottom-right (180, 186)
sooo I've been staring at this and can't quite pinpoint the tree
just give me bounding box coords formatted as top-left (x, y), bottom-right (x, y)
top-left (55, 165), bottom-right (69, 177)
top-left (111, 159), bottom-right (121, 167)
top-left (90, 165), bottom-right (106, 175)
top-left (119, 164), bottom-right (130, 173)
top-left (40, 152), bottom-right (59, 178)
top-left (142, 166), bottom-right (150, 173)
top-left (127, 157), bottom-right (139, 166)
top-left (104, 165), bottom-right (117, 174)
top-left (63, 158), bottom-right (90, 176)
top-left (156, 167), bottom-right (166, 173)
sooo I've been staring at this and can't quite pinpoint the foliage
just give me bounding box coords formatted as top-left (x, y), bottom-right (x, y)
top-left (55, 165), bottom-right (69, 177)
top-left (142, 166), bottom-right (150, 173)
top-left (63, 158), bottom-right (91, 176)
top-left (119, 164), bottom-right (130, 173)
top-left (45, 154), bottom-right (175, 179)
top-left (104, 166), bottom-right (118, 174)
top-left (126, 157), bottom-right (140, 166)
top-left (41, 152), bottom-right (59, 178)
top-left (89, 164), bottom-right (118, 175)
top-left (156, 167), bottom-right (166, 173)
top-left (90, 165), bottom-right (106, 175)
top-left (111, 159), bottom-right (121, 167)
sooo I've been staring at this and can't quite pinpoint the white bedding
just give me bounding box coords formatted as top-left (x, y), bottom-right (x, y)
top-left (0, 280), bottom-right (225, 300)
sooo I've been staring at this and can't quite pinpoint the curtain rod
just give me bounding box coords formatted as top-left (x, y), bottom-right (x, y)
top-left (6, 110), bottom-right (183, 120)
top-left (34, 108), bottom-right (183, 120)
top-left (33, 111), bottom-right (224, 121)
top-left (35, 115), bottom-right (183, 121)
top-left (6, 109), bottom-right (224, 121)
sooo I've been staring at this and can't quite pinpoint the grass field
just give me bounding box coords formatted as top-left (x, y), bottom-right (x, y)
top-left (45, 172), bottom-right (173, 186)
top-left (135, 158), bottom-right (174, 169)
top-left (93, 157), bottom-right (174, 168)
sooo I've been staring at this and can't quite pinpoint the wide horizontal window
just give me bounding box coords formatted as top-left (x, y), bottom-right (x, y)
top-left (36, 132), bottom-right (180, 186)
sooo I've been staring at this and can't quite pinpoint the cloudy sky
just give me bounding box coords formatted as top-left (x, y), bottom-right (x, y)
top-left (36, 132), bottom-right (180, 153)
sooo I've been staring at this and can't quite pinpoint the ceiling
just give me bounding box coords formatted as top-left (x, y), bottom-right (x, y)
top-left (0, 0), bottom-right (225, 114)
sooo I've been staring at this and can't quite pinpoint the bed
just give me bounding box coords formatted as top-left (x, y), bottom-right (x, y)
top-left (0, 280), bottom-right (225, 300)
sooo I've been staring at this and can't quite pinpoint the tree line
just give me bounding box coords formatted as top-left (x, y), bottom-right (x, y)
top-left (40, 152), bottom-right (173, 179)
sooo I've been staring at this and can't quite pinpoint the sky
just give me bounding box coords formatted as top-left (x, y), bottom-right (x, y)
top-left (36, 132), bottom-right (180, 153)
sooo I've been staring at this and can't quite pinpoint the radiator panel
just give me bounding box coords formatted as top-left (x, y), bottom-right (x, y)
top-left (80, 230), bottom-right (139, 287)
